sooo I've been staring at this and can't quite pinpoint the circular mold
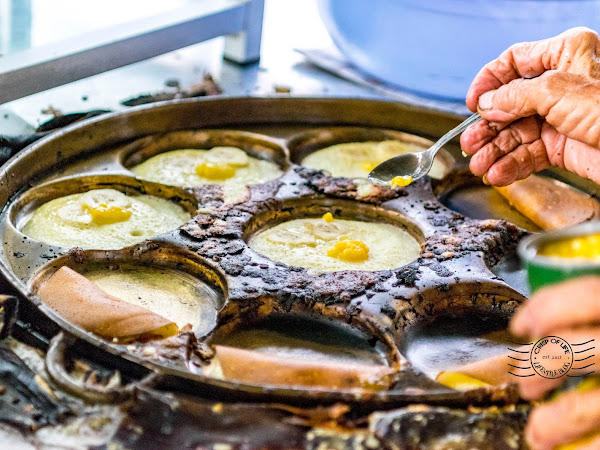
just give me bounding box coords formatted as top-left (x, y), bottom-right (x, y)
top-left (8, 175), bottom-right (197, 251)
top-left (489, 253), bottom-right (530, 299)
top-left (402, 314), bottom-right (512, 383)
top-left (243, 197), bottom-right (425, 273)
top-left (394, 281), bottom-right (522, 336)
top-left (0, 98), bottom-right (531, 411)
top-left (395, 282), bottom-right (523, 391)
top-left (434, 169), bottom-right (540, 232)
top-left (287, 127), bottom-right (455, 180)
top-left (29, 243), bottom-right (227, 339)
top-left (214, 315), bottom-right (390, 365)
top-left (198, 312), bottom-right (398, 390)
top-left (120, 129), bottom-right (289, 186)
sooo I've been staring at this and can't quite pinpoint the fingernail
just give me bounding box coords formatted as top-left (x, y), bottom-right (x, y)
top-left (478, 90), bottom-right (496, 111)
top-left (482, 173), bottom-right (490, 185)
top-left (461, 150), bottom-right (468, 158)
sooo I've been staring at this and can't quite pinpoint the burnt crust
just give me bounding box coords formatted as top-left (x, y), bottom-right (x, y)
top-left (370, 404), bottom-right (529, 450)
top-left (179, 164), bottom-right (527, 347)
top-left (0, 99), bottom-right (544, 447)
top-left (295, 166), bottom-right (405, 204)
top-left (15, 157), bottom-right (529, 413)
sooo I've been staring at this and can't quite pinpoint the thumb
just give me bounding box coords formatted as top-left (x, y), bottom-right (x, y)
top-left (476, 71), bottom-right (564, 123)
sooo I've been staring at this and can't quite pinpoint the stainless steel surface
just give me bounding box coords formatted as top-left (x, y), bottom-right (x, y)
top-left (369, 113), bottom-right (481, 185)
top-left (0, 0), bottom-right (264, 104)
top-left (297, 48), bottom-right (470, 116)
top-left (223, 0), bottom-right (264, 64)
top-left (2, 0), bottom-right (381, 127)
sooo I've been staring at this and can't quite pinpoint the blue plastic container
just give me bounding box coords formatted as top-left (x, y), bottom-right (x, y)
top-left (319, 0), bottom-right (600, 100)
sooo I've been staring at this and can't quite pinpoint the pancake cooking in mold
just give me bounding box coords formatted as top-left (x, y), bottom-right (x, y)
top-left (249, 213), bottom-right (420, 273)
top-left (130, 146), bottom-right (282, 200)
top-left (36, 264), bottom-right (220, 343)
top-left (22, 188), bottom-right (190, 250)
top-left (301, 140), bottom-right (446, 180)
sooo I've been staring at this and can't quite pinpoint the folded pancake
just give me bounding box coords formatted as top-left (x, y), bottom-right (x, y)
top-left (436, 353), bottom-right (513, 389)
top-left (493, 175), bottom-right (600, 230)
top-left (205, 345), bottom-right (395, 390)
top-left (435, 347), bottom-right (539, 390)
top-left (436, 371), bottom-right (491, 390)
top-left (37, 267), bottom-right (178, 341)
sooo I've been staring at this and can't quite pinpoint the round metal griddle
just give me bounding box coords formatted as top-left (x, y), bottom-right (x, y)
top-left (0, 97), bottom-right (527, 409)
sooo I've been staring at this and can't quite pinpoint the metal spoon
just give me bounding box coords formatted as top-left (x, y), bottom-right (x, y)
top-left (368, 112), bottom-right (482, 186)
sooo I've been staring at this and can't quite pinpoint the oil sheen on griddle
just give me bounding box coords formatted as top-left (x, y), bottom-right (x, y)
top-left (404, 315), bottom-right (515, 379)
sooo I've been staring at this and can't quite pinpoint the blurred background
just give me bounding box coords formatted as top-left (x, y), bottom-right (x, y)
top-left (1, 0), bottom-right (599, 126)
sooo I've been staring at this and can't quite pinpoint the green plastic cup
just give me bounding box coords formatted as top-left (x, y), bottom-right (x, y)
top-left (518, 221), bottom-right (600, 293)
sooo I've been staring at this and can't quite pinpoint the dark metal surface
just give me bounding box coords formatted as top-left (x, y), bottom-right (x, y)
top-left (371, 405), bottom-right (530, 450)
top-left (0, 338), bottom-right (69, 431)
top-left (110, 388), bottom-right (529, 449)
top-left (0, 97), bottom-right (528, 413)
top-left (0, 97), bottom-right (462, 207)
top-left (0, 295), bottom-right (18, 339)
top-left (45, 332), bottom-right (159, 404)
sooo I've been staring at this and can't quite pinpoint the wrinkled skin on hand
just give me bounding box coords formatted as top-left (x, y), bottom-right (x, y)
top-left (510, 276), bottom-right (600, 450)
top-left (463, 27), bottom-right (600, 448)
top-left (461, 27), bottom-right (600, 186)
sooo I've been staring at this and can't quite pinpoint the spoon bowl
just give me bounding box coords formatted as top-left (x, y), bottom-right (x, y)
top-left (368, 152), bottom-right (430, 186)
top-left (369, 113), bottom-right (482, 186)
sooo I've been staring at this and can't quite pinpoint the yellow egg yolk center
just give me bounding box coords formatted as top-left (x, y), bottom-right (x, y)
top-left (78, 190), bottom-right (133, 225)
top-left (195, 162), bottom-right (237, 180)
top-left (390, 176), bottom-right (413, 188)
top-left (194, 146), bottom-right (251, 180)
top-left (327, 240), bottom-right (370, 262)
top-left (322, 212), bottom-right (334, 223)
top-left (85, 203), bottom-right (132, 225)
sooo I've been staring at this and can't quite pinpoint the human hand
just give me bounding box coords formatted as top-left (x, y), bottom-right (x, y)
top-left (510, 276), bottom-right (600, 449)
top-left (460, 27), bottom-right (600, 187)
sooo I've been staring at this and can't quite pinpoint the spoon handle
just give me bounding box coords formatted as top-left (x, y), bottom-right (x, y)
top-left (429, 112), bottom-right (482, 154)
